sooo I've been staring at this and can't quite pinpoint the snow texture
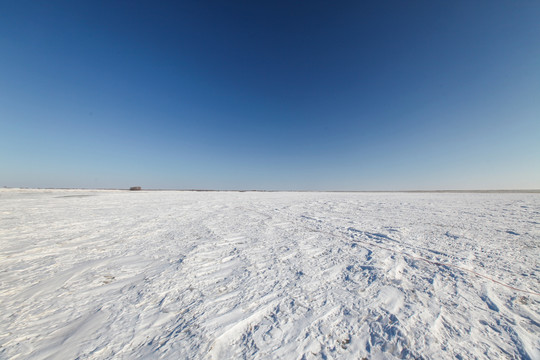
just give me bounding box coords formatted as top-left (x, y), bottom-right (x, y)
top-left (1, 189), bottom-right (539, 359)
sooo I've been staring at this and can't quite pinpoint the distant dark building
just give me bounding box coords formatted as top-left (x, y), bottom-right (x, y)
top-left (129, 186), bottom-right (142, 191)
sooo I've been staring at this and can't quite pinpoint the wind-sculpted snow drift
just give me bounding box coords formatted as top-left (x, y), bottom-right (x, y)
top-left (1, 189), bottom-right (539, 359)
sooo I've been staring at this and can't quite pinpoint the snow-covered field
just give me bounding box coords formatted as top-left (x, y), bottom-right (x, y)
top-left (1, 189), bottom-right (539, 359)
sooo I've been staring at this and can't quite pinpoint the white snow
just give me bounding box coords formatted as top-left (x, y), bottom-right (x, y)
top-left (1, 189), bottom-right (539, 359)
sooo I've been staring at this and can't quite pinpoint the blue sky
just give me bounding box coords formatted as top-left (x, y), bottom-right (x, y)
top-left (1, 1), bottom-right (539, 190)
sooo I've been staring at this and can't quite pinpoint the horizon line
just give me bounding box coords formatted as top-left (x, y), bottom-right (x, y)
top-left (3, 187), bottom-right (540, 194)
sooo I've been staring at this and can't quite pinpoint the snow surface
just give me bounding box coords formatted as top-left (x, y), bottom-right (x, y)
top-left (1, 189), bottom-right (539, 359)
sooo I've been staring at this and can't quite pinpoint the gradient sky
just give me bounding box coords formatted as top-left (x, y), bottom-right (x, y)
top-left (1, 1), bottom-right (539, 190)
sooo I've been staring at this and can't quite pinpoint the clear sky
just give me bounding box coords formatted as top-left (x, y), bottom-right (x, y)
top-left (1, 1), bottom-right (539, 190)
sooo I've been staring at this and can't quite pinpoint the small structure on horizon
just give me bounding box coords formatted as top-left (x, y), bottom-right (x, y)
top-left (129, 186), bottom-right (142, 191)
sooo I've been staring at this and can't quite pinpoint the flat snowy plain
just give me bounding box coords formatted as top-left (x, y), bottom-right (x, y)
top-left (1, 189), bottom-right (539, 359)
